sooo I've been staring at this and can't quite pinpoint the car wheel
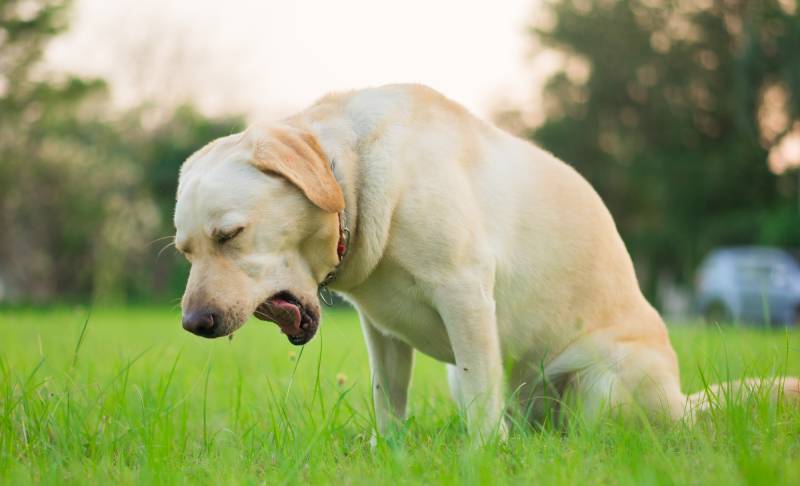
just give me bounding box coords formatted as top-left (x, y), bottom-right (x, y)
top-left (703, 300), bottom-right (731, 325)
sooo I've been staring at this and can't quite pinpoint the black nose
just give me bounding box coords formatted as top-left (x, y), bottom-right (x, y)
top-left (182, 309), bottom-right (219, 337)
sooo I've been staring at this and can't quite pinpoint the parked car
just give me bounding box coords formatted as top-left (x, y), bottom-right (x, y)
top-left (695, 246), bottom-right (800, 326)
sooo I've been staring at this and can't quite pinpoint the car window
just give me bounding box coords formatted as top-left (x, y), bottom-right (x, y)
top-left (735, 261), bottom-right (772, 286)
top-left (770, 262), bottom-right (795, 288)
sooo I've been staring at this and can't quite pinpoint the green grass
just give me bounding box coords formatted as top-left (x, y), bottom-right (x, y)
top-left (1, 307), bottom-right (799, 485)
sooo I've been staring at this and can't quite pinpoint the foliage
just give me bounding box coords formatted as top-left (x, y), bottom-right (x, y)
top-left (0, 0), bottom-right (244, 303)
top-left (527, 0), bottom-right (800, 297)
top-left (1, 307), bottom-right (799, 484)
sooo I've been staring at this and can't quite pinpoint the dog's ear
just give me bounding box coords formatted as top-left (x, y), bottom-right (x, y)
top-left (250, 126), bottom-right (345, 213)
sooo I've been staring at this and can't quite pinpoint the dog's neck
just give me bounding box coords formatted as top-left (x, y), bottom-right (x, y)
top-left (316, 170), bottom-right (351, 301)
top-left (318, 137), bottom-right (362, 292)
top-left (290, 105), bottom-right (397, 294)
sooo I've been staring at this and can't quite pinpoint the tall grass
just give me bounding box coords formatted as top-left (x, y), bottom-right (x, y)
top-left (0, 307), bottom-right (798, 485)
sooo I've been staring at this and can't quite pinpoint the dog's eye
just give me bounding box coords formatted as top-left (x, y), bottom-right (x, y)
top-left (216, 227), bottom-right (244, 245)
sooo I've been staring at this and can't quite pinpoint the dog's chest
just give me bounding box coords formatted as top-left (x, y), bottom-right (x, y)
top-left (345, 260), bottom-right (455, 363)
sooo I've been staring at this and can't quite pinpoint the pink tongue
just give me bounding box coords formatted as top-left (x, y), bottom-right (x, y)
top-left (260, 299), bottom-right (301, 335)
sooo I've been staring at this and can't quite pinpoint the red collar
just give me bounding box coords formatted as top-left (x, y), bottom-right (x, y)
top-left (319, 212), bottom-right (349, 304)
top-left (320, 158), bottom-right (349, 300)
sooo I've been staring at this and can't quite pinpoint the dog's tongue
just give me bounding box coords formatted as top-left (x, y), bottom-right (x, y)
top-left (255, 298), bottom-right (301, 335)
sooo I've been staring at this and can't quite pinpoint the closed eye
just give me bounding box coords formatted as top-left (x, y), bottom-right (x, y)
top-left (216, 226), bottom-right (244, 245)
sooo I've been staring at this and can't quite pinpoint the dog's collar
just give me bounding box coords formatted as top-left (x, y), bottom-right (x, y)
top-left (335, 212), bottom-right (349, 261)
top-left (318, 160), bottom-right (350, 305)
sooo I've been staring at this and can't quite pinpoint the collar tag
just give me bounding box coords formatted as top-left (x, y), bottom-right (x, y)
top-left (319, 283), bottom-right (335, 306)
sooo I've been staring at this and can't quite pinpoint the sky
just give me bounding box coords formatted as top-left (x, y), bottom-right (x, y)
top-left (46, 0), bottom-right (554, 122)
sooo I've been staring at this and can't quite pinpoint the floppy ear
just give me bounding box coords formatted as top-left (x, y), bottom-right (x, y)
top-left (250, 126), bottom-right (345, 213)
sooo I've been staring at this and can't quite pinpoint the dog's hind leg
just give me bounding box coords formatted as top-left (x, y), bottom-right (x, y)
top-left (543, 335), bottom-right (686, 422)
top-left (548, 338), bottom-right (686, 425)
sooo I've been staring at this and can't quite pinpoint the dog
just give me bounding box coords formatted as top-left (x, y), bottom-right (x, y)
top-left (174, 84), bottom-right (799, 441)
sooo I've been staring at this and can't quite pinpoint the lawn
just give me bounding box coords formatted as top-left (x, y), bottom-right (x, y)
top-left (1, 306), bottom-right (799, 485)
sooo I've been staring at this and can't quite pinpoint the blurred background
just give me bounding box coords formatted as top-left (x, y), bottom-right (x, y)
top-left (1, 0), bottom-right (799, 322)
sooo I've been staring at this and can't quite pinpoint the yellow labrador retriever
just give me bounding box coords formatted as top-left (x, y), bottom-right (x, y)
top-left (174, 84), bottom-right (798, 441)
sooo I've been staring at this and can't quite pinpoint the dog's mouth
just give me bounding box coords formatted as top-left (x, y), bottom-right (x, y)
top-left (253, 291), bottom-right (319, 345)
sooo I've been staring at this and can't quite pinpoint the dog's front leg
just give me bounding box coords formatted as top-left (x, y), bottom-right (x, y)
top-left (435, 278), bottom-right (507, 443)
top-left (359, 313), bottom-right (414, 438)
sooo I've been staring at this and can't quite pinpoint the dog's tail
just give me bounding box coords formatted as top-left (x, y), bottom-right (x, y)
top-left (684, 376), bottom-right (800, 418)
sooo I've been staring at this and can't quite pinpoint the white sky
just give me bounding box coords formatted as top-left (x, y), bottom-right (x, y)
top-left (46, 0), bottom-right (554, 122)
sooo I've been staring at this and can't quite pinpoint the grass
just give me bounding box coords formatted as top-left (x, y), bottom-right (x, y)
top-left (1, 306), bottom-right (799, 485)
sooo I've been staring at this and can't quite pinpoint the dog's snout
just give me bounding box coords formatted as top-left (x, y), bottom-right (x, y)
top-left (182, 308), bottom-right (220, 337)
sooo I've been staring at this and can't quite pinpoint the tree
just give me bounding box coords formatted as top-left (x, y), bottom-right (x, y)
top-left (524, 0), bottom-right (800, 299)
top-left (0, 0), bottom-right (244, 303)
top-left (0, 0), bottom-right (116, 299)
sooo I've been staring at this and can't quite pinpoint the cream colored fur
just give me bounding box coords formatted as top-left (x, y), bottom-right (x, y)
top-left (174, 84), bottom-right (799, 442)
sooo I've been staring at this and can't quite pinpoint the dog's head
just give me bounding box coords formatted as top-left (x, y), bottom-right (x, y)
top-left (174, 124), bottom-right (344, 344)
